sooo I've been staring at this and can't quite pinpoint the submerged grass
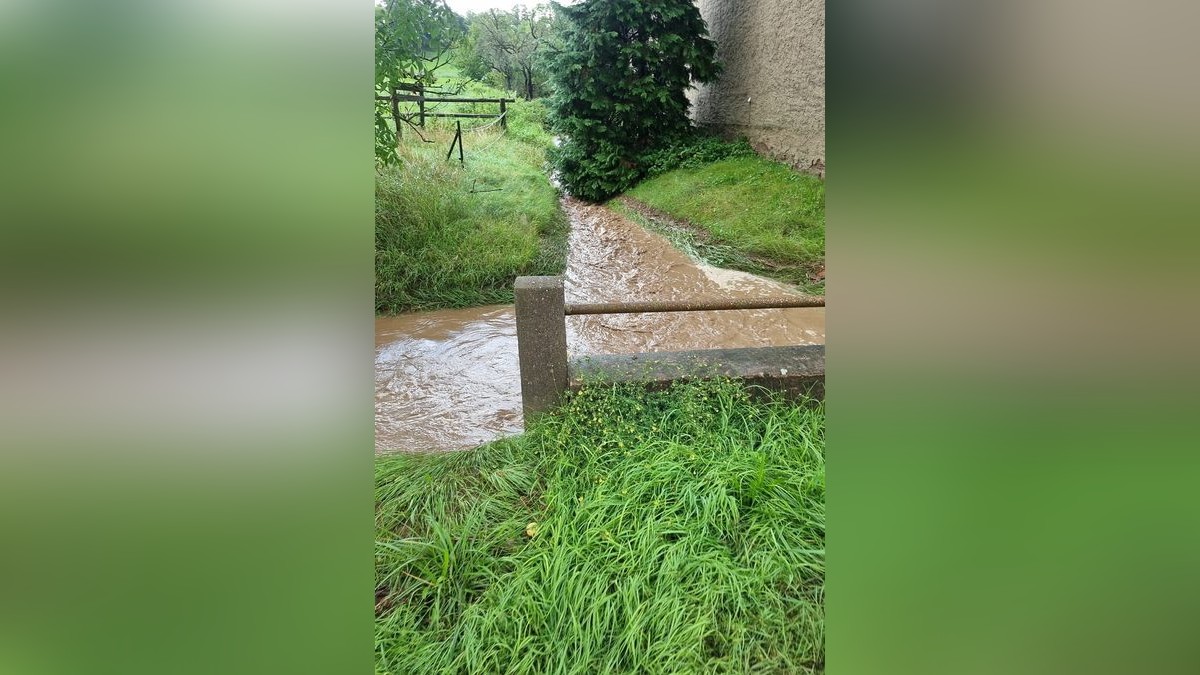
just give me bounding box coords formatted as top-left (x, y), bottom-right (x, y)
top-left (375, 379), bottom-right (825, 674)
top-left (375, 98), bottom-right (564, 314)
top-left (620, 156), bottom-right (825, 293)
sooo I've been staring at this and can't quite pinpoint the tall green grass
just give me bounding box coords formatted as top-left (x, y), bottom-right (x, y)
top-left (390, 66), bottom-right (553, 148)
top-left (621, 155), bottom-right (825, 293)
top-left (375, 100), bottom-right (565, 313)
top-left (376, 379), bottom-right (825, 674)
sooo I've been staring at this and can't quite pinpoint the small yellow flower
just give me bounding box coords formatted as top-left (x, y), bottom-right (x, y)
top-left (525, 522), bottom-right (539, 538)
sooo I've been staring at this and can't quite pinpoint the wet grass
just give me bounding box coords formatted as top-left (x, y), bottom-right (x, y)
top-left (375, 379), bottom-right (825, 674)
top-left (619, 156), bottom-right (825, 293)
top-left (375, 99), bottom-right (563, 314)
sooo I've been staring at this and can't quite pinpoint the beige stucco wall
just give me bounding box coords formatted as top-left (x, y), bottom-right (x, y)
top-left (689, 0), bottom-right (825, 174)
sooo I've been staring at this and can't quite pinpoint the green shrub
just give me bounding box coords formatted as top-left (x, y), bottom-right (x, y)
top-left (549, 0), bottom-right (720, 202)
top-left (640, 133), bottom-right (757, 178)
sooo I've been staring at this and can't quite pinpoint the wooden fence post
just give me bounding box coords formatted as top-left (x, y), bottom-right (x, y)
top-left (515, 276), bottom-right (568, 418)
top-left (499, 99), bottom-right (507, 130)
top-left (390, 86), bottom-right (402, 140)
top-left (456, 120), bottom-right (463, 164)
top-left (417, 83), bottom-right (425, 128)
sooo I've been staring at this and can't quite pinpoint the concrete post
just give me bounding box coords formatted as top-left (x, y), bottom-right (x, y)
top-left (515, 276), bottom-right (568, 419)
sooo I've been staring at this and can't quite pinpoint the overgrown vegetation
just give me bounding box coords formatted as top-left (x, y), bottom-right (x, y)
top-left (640, 132), bottom-right (758, 178)
top-left (619, 153), bottom-right (826, 293)
top-left (549, 0), bottom-right (720, 202)
top-left (375, 0), bottom-right (465, 165)
top-left (375, 97), bottom-right (565, 313)
top-left (375, 379), bottom-right (825, 674)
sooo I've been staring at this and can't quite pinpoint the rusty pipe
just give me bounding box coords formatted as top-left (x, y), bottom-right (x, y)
top-left (563, 296), bottom-right (824, 316)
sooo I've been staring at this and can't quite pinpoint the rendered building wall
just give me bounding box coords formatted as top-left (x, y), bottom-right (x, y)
top-left (689, 0), bottom-right (825, 174)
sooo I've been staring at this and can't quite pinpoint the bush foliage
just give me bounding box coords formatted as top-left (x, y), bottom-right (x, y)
top-left (549, 0), bottom-right (720, 202)
top-left (640, 133), bottom-right (757, 178)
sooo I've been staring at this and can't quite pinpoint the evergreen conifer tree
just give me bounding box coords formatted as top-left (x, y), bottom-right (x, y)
top-left (549, 0), bottom-right (720, 201)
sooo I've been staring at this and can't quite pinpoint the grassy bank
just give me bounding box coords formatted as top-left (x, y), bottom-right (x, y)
top-left (375, 98), bottom-right (564, 313)
top-left (618, 155), bottom-right (825, 294)
top-left (375, 379), bottom-right (825, 674)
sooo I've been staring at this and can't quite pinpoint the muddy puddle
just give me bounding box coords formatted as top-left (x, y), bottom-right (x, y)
top-left (375, 197), bottom-right (825, 453)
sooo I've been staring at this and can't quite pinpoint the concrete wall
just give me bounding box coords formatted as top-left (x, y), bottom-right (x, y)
top-left (689, 0), bottom-right (825, 174)
top-left (570, 345), bottom-right (825, 402)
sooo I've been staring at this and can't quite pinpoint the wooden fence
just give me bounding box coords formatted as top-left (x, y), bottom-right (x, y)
top-left (376, 83), bottom-right (510, 133)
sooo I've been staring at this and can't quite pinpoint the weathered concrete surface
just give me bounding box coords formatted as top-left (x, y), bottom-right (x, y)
top-left (689, 0), bottom-right (825, 174)
top-left (569, 344), bottom-right (825, 401)
top-left (515, 276), bottom-right (569, 418)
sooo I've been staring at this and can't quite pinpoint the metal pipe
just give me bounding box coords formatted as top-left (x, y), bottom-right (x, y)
top-left (564, 296), bottom-right (824, 315)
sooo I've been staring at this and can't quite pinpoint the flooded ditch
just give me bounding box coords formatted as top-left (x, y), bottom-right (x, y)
top-left (375, 197), bottom-right (825, 453)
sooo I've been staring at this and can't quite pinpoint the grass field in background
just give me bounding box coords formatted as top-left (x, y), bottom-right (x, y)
top-left (620, 156), bottom-right (825, 294)
top-left (375, 379), bottom-right (826, 674)
top-left (375, 95), bottom-right (563, 314)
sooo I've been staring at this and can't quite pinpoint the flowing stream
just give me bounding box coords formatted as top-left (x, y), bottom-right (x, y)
top-left (375, 197), bottom-right (824, 453)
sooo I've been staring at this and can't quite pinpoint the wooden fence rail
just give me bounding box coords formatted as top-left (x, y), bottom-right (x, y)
top-left (377, 84), bottom-right (509, 130)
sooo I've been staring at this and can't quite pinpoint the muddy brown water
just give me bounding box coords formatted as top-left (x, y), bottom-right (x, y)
top-left (375, 198), bottom-right (825, 453)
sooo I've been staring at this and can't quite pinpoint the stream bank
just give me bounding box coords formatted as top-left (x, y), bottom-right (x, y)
top-left (375, 197), bottom-right (824, 453)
